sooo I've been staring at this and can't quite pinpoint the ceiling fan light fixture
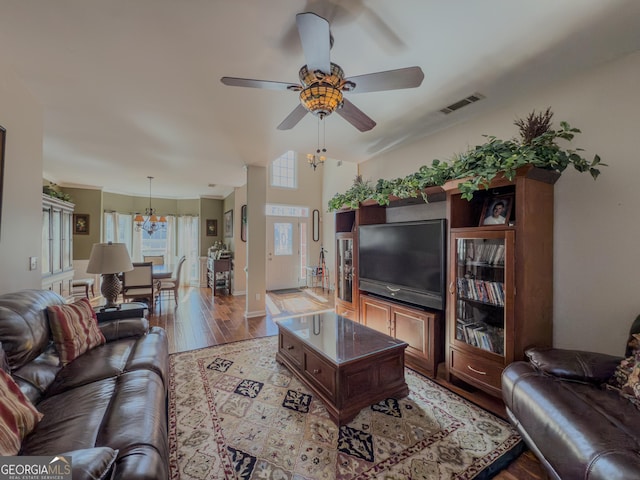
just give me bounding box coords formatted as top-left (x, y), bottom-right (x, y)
top-left (300, 84), bottom-right (343, 117)
top-left (298, 63), bottom-right (344, 88)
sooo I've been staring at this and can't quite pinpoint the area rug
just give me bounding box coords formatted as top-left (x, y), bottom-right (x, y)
top-left (266, 289), bottom-right (333, 319)
top-left (169, 336), bottom-right (523, 479)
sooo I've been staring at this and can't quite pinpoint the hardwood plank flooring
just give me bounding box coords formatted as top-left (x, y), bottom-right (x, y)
top-left (145, 286), bottom-right (547, 480)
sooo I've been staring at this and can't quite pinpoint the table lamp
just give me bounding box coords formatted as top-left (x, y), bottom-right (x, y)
top-left (86, 242), bottom-right (134, 310)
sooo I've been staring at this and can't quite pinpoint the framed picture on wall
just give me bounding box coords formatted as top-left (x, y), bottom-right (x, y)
top-left (206, 219), bottom-right (218, 236)
top-left (224, 210), bottom-right (233, 238)
top-left (73, 214), bottom-right (90, 235)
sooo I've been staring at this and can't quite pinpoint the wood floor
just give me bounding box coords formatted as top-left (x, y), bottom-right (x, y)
top-left (146, 286), bottom-right (547, 480)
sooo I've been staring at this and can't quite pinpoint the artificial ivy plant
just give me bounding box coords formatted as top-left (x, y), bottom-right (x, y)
top-left (43, 184), bottom-right (73, 203)
top-left (328, 108), bottom-right (604, 211)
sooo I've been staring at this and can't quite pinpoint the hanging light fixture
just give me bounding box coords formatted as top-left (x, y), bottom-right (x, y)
top-left (134, 176), bottom-right (167, 235)
top-left (296, 63), bottom-right (354, 118)
top-left (307, 117), bottom-right (327, 171)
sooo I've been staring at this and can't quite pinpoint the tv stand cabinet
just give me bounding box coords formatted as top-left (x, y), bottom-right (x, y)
top-left (360, 294), bottom-right (444, 378)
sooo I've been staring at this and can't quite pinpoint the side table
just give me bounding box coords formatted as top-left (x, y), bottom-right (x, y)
top-left (95, 302), bottom-right (148, 322)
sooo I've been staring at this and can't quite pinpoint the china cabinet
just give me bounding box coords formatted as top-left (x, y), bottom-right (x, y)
top-left (42, 194), bottom-right (74, 299)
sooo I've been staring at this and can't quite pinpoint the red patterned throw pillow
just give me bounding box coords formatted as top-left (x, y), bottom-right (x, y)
top-left (0, 369), bottom-right (43, 455)
top-left (47, 297), bottom-right (106, 365)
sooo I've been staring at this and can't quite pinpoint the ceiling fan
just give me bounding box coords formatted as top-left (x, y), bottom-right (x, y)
top-left (220, 12), bottom-right (424, 132)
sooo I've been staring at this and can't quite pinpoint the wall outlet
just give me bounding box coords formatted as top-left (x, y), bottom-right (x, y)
top-left (255, 293), bottom-right (260, 301)
top-left (29, 256), bottom-right (38, 270)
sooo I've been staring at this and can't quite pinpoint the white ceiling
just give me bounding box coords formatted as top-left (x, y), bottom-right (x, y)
top-left (0, 0), bottom-right (639, 199)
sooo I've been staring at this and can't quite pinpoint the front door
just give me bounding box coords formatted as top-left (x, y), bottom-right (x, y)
top-left (266, 216), bottom-right (300, 290)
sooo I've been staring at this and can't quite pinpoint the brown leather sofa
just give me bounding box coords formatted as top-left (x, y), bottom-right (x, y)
top-left (0, 289), bottom-right (169, 480)
top-left (502, 317), bottom-right (640, 480)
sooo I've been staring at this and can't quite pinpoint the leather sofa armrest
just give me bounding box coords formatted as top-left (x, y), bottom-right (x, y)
top-left (99, 317), bottom-right (149, 342)
top-left (58, 447), bottom-right (118, 480)
top-left (525, 347), bottom-right (623, 384)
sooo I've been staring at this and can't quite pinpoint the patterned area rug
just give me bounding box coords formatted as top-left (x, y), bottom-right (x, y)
top-left (169, 336), bottom-right (523, 479)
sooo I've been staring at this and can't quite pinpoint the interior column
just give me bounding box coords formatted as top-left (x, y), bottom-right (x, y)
top-left (245, 165), bottom-right (267, 318)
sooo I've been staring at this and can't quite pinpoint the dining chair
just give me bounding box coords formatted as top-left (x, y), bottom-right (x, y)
top-left (121, 262), bottom-right (155, 312)
top-left (157, 256), bottom-right (186, 305)
top-left (143, 255), bottom-right (164, 266)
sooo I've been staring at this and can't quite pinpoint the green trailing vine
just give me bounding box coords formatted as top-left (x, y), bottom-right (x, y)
top-left (43, 185), bottom-right (73, 203)
top-left (328, 108), bottom-right (604, 211)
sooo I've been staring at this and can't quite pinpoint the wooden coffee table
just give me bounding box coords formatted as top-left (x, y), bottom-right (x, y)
top-left (276, 311), bottom-right (408, 425)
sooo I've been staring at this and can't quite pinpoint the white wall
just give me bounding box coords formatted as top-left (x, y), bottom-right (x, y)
top-left (359, 51), bottom-right (640, 356)
top-left (322, 159), bottom-right (358, 290)
top-left (0, 61), bottom-right (44, 294)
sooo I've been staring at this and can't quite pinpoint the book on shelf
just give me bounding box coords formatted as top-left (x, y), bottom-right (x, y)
top-left (457, 278), bottom-right (505, 306)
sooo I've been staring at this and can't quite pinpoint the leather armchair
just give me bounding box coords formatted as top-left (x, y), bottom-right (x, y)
top-left (502, 317), bottom-right (640, 480)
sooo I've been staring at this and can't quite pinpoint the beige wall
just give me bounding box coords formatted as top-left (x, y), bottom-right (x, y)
top-left (200, 198), bottom-right (224, 256)
top-left (360, 50), bottom-right (640, 356)
top-left (321, 159), bottom-right (358, 288)
top-left (63, 187), bottom-right (102, 260)
top-left (0, 61), bottom-right (44, 293)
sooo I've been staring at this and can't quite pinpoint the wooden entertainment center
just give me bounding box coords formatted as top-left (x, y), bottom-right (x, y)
top-left (334, 200), bottom-right (445, 380)
top-left (335, 166), bottom-right (556, 397)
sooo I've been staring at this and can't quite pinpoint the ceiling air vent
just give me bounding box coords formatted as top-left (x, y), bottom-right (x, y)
top-left (440, 93), bottom-right (485, 114)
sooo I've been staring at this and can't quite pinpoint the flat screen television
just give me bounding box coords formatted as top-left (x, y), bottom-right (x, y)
top-left (358, 219), bottom-right (446, 311)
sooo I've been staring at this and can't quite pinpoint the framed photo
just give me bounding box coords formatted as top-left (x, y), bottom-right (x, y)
top-left (240, 205), bottom-right (247, 242)
top-left (206, 219), bottom-right (218, 237)
top-left (224, 209), bottom-right (233, 238)
top-left (479, 194), bottom-right (513, 226)
top-left (73, 213), bottom-right (90, 235)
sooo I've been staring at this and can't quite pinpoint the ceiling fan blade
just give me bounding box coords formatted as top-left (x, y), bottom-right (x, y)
top-left (345, 66), bottom-right (424, 93)
top-left (277, 104), bottom-right (309, 130)
top-left (336, 99), bottom-right (376, 132)
top-left (296, 12), bottom-right (331, 74)
top-left (221, 77), bottom-right (300, 91)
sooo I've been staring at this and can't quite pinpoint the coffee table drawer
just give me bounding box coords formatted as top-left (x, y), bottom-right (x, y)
top-left (279, 331), bottom-right (303, 369)
top-left (304, 349), bottom-right (336, 399)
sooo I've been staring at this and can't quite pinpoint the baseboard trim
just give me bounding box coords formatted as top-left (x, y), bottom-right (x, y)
top-left (244, 309), bottom-right (266, 319)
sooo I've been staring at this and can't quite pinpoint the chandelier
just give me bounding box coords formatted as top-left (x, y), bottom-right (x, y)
top-left (134, 176), bottom-right (166, 235)
top-left (307, 117), bottom-right (327, 171)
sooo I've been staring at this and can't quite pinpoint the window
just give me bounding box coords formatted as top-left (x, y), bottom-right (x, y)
top-left (104, 213), bottom-right (133, 255)
top-left (265, 204), bottom-right (309, 217)
top-left (271, 151), bottom-right (297, 189)
top-left (141, 227), bottom-right (167, 258)
top-left (274, 223), bottom-right (293, 256)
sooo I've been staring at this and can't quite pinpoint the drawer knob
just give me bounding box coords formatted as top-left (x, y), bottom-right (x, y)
top-left (286, 345), bottom-right (294, 350)
top-left (467, 365), bottom-right (487, 375)
top-left (312, 368), bottom-right (320, 374)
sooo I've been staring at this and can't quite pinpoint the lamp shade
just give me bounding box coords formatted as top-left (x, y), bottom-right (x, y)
top-left (86, 242), bottom-right (134, 274)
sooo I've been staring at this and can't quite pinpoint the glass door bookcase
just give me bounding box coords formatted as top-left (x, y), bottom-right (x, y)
top-left (335, 232), bottom-right (356, 319)
top-left (448, 229), bottom-right (514, 395)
